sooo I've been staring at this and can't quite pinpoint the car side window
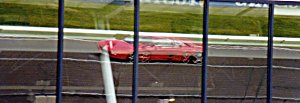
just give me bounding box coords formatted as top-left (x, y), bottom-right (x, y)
top-left (173, 40), bottom-right (186, 47)
top-left (153, 39), bottom-right (174, 47)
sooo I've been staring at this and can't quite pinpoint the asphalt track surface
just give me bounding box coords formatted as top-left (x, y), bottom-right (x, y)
top-left (1, 38), bottom-right (300, 59)
top-left (0, 38), bottom-right (300, 103)
top-left (0, 51), bottom-right (299, 103)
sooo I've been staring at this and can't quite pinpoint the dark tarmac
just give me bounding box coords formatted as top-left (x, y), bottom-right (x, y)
top-left (0, 51), bottom-right (299, 103)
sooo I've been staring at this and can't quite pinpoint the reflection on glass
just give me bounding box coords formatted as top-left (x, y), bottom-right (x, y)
top-left (272, 4), bottom-right (300, 103)
top-left (0, 1), bottom-right (59, 103)
top-left (207, 2), bottom-right (269, 102)
top-left (1, 0), bottom-right (300, 102)
top-left (136, 1), bottom-right (204, 103)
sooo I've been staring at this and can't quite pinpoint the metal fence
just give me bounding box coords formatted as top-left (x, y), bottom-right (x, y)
top-left (49, 0), bottom-right (298, 103)
top-left (2, 0), bottom-right (300, 103)
top-left (0, 53), bottom-right (300, 102)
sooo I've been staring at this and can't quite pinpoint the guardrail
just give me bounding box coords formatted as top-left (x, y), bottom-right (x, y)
top-left (1, 25), bottom-right (300, 47)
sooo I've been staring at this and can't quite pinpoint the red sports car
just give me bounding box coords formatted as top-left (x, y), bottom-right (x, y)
top-left (97, 36), bottom-right (203, 64)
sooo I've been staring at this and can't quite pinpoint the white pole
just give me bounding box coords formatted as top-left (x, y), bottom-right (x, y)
top-left (100, 46), bottom-right (117, 103)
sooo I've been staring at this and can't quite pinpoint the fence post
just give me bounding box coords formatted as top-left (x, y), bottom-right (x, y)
top-left (132, 0), bottom-right (140, 102)
top-left (267, 2), bottom-right (274, 103)
top-left (201, 0), bottom-right (209, 103)
top-left (56, 0), bottom-right (64, 103)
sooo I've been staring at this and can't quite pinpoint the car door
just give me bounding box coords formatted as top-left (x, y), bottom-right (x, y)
top-left (150, 39), bottom-right (181, 61)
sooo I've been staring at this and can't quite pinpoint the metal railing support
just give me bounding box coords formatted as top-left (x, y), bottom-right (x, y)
top-left (132, 0), bottom-right (140, 102)
top-left (201, 0), bottom-right (209, 103)
top-left (267, 2), bottom-right (274, 103)
top-left (56, 0), bottom-right (64, 103)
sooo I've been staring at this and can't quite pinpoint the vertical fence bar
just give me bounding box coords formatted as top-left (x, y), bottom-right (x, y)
top-left (201, 0), bottom-right (209, 103)
top-left (267, 2), bottom-right (274, 103)
top-left (132, 0), bottom-right (140, 102)
top-left (56, 0), bottom-right (64, 103)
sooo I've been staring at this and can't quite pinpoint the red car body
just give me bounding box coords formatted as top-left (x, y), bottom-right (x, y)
top-left (97, 36), bottom-right (203, 63)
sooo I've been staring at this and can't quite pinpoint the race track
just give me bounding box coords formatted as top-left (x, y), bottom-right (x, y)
top-left (1, 38), bottom-right (300, 59)
top-left (0, 38), bottom-right (300, 103)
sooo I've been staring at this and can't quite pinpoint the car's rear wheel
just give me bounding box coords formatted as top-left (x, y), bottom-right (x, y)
top-left (128, 52), bottom-right (151, 63)
top-left (183, 52), bottom-right (192, 63)
top-left (128, 55), bottom-right (134, 62)
top-left (140, 51), bottom-right (150, 62)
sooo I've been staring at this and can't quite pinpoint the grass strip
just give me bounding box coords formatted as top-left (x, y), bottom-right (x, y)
top-left (0, 3), bottom-right (300, 37)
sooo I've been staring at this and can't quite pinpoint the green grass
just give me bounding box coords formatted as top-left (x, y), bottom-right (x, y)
top-left (1, 2), bottom-right (300, 37)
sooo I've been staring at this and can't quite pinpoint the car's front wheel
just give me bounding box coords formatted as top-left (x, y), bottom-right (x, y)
top-left (185, 56), bottom-right (198, 64)
top-left (183, 52), bottom-right (202, 64)
top-left (128, 51), bottom-right (151, 63)
top-left (128, 55), bottom-right (134, 62)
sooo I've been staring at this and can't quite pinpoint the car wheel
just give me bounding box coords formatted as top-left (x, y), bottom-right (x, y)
top-left (128, 55), bottom-right (134, 62)
top-left (182, 52), bottom-right (192, 63)
top-left (140, 51), bottom-right (150, 62)
top-left (183, 53), bottom-right (200, 64)
top-left (188, 56), bottom-right (198, 64)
